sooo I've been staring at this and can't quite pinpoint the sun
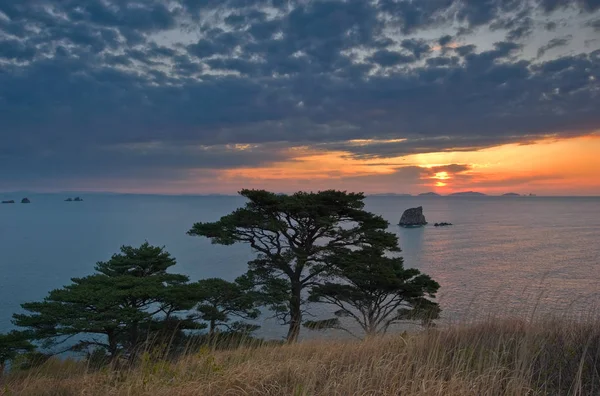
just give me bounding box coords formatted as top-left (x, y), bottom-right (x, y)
top-left (433, 171), bottom-right (450, 180)
top-left (432, 171), bottom-right (450, 187)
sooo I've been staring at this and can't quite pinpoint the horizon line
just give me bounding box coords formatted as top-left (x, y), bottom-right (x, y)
top-left (1, 191), bottom-right (599, 198)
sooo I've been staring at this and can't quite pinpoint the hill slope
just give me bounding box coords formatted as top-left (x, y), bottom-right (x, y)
top-left (5, 318), bottom-right (600, 396)
top-left (448, 191), bottom-right (487, 196)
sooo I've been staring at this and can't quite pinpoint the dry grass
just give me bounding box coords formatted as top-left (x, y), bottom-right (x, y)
top-left (3, 316), bottom-right (600, 396)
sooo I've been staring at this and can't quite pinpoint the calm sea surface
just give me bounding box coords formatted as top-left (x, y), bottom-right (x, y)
top-left (1, 194), bottom-right (599, 340)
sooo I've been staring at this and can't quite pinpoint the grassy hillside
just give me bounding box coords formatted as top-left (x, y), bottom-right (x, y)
top-left (3, 317), bottom-right (600, 396)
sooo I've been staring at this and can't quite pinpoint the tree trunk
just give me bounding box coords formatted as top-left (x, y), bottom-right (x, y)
top-left (128, 322), bottom-right (140, 361)
top-left (366, 309), bottom-right (377, 337)
top-left (107, 330), bottom-right (119, 359)
top-left (286, 282), bottom-right (302, 343)
top-left (106, 330), bottom-right (122, 370)
top-left (209, 320), bottom-right (215, 337)
top-left (365, 320), bottom-right (377, 338)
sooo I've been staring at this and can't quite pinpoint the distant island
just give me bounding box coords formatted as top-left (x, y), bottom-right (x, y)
top-left (65, 197), bottom-right (83, 202)
top-left (502, 193), bottom-right (521, 197)
top-left (418, 192), bottom-right (441, 197)
top-left (448, 191), bottom-right (487, 197)
top-left (1, 200), bottom-right (15, 204)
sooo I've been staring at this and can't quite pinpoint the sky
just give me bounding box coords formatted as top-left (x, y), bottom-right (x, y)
top-left (1, 0), bottom-right (599, 195)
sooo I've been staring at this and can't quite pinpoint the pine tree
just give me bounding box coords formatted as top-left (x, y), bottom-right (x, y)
top-left (188, 189), bottom-right (397, 342)
top-left (307, 246), bottom-right (440, 337)
top-left (13, 243), bottom-right (202, 360)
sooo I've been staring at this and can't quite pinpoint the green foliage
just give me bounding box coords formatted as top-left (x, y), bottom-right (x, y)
top-left (308, 246), bottom-right (440, 337)
top-left (188, 189), bottom-right (397, 342)
top-left (0, 331), bottom-right (34, 373)
top-left (95, 243), bottom-right (177, 276)
top-left (191, 277), bottom-right (260, 335)
top-left (12, 243), bottom-right (203, 360)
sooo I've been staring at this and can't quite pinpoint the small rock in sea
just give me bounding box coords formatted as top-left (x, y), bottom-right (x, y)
top-left (434, 222), bottom-right (453, 227)
top-left (73, 197), bottom-right (83, 202)
top-left (21, 198), bottom-right (31, 204)
top-left (65, 198), bottom-right (73, 202)
top-left (1, 200), bottom-right (15, 204)
top-left (399, 206), bottom-right (428, 227)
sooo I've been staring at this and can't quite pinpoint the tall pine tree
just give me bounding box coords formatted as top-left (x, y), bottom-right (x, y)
top-left (188, 189), bottom-right (398, 342)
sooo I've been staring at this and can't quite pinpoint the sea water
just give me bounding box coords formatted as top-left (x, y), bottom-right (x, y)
top-left (1, 194), bottom-right (599, 340)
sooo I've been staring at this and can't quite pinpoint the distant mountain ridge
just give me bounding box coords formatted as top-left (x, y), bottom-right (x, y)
top-left (369, 193), bottom-right (412, 197)
top-left (448, 191), bottom-right (487, 196)
top-left (418, 192), bottom-right (441, 196)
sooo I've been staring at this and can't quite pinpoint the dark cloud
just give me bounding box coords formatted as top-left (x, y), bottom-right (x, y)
top-left (438, 35), bottom-right (454, 46)
top-left (205, 57), bottom-right (261, 75)
top-left (539, 0), bottom-right (600, 13)
top-left (69, 1), bottom-right (178, 32)
top-left (490, 10), bottom-right (534, 41)
top-left (537, 36), bottom-right (573, 58)
top-left (588, 18), bottom-right (600, 31)
top-left (378, 0), bottom-right (453, 34)
top-left (1, 0), bottom-right (600, 189)
top-left (457, 0), bottom-right (501, 27)
top-left (426, 56), bottom-right (460, 67)
top-left (369, 50), bottom-right (416, 66)
top-left (0, 39), bottom-right (36, 61)
top-left (187, 39), bottom-right (225, 58)
top-left (187, 29), bottom-right (250, 59)
top-left (586, 38), bottom-right (600, 47)
top-left (400, 39), bottom-right (431, 60)
top-left (224, 9), bottom-right (268, 28)
top-left (0, 141), bottom-right (292, 188)
top-left (455, 44), bottom-right (477, 56)
top-left (1, 1), bottom-right (178, 44)
top-left (319, 135), bottom-right (547, 160)
top-left (461, 41), bottom-right (523, 72)
top-left (281, 0), bottom-right (382, 64)
top-left (430, 164), bottom-right (472, 174)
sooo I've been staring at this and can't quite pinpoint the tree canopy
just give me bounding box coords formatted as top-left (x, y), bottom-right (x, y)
top-left (192, 277), bottom-right (260, 336)
top-left (307, 246), bottom-right (440, 337)
top-left (0, 331), bottom-right (34, 375)
top-left (12, 243), bottom-right (201, 360)
top-left (188, 189), bottom-right (399, 342)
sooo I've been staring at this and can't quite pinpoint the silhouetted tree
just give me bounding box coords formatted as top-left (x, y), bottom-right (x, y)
top-left (192, 277), bottom-right (260, 336)
top-left (13, 243), bottom-right (202, 361)
top-left (188, 189), bottom-right (397, 342)
top-left (0, 331), bottom-right (34, 376)
top-left (306, 246), bottom-right (440, 337)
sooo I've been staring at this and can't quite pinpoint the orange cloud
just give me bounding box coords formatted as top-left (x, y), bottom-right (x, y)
top-left (198, 134), bottom-right (600, 195)
top-left (403, 134), bottom-right (600, 194)
top-left (220, 149), bottom-right (399, 181)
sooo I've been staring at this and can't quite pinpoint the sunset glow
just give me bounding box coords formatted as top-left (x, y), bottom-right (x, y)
top-left (433, 172), bottom-right (450, 180)
top-left (213, 135), bottom-right (600, 196)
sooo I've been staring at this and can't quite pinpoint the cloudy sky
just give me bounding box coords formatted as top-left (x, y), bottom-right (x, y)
top-left (1, 0), bottom-right (599, 195)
